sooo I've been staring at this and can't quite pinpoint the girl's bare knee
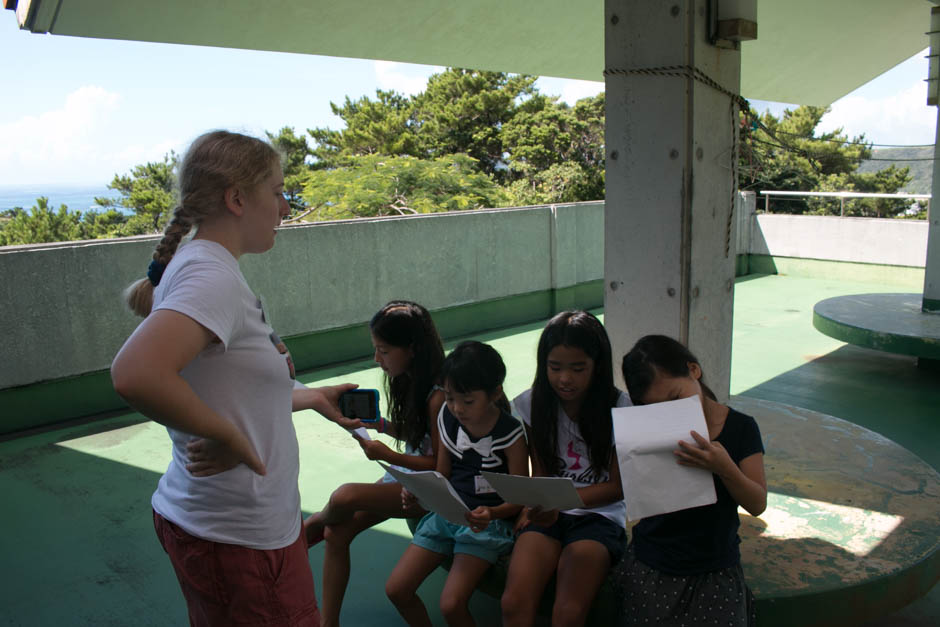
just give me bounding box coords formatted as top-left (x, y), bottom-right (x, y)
top-left (385, 577), bottom-right (411, 607)
top-left (322, 525), bottom-right (347, 547)
top-left (501, 588), bottom-right (534, 624)
top-left (439, 592), bottom-right (468, 623)
top-left (328, 483), bottom-right (359, 511)
top-left (552, 599), bottom-right (589, 627)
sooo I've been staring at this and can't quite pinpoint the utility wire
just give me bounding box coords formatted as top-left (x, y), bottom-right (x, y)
top-left (746, 130), bottom-right (937, 162)
top-left (756, 127), bottom-right (934, 149)
top-left (862, 157), bottom-right (936, 162)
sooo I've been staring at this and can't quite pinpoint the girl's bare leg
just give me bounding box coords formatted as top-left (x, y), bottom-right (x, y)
top-left (318, 481), bottom-right (411, 627)
top-left (385, 544), bottom-right (445, 627)
top-left (304, 481), bottom-right (383, 546)
top-left (501, 532), bottom-right (562, 627)
top-left (551, 540), bottom-right (611, 627)
top-left (439, 553), bottom-right (493, 627)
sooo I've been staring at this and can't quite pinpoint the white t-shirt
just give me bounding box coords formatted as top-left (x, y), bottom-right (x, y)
top-left (512, 387), bottom-right (632, 527)
top-left (150, 239), bottom-right (300, 550)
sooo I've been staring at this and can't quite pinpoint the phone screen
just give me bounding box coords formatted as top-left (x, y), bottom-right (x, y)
top-left (340, 390), bottom-right (379, 421)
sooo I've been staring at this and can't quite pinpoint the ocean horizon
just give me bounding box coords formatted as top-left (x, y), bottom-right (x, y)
top-left (0, 183), bottom-right (122, 214)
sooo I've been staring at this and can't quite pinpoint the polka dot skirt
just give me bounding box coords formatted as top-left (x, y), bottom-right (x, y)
top-left (613, 546), bottom-right (756, 626)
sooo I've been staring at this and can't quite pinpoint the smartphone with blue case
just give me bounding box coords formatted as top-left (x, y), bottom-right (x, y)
top-left (339, 389), bottom-right (380, 422)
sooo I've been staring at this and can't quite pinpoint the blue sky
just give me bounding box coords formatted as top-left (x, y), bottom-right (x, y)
top-left (0, 17), bottom-right (935, 186)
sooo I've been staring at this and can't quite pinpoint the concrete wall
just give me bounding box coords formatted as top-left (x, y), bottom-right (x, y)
top-left (0, 202), bottom-right (603, 392)
top-left (2, 197), bottom-right (928, 392)
top-left (1, 197), bottom-right (931, 432)
top-left (749, 213), bottom-right (928, 268)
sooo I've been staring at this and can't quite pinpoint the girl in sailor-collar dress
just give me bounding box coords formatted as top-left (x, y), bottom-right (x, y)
top-left (385, 341), bottom-right (528, 627)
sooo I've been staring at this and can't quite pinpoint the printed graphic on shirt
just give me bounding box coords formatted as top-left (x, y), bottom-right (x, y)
top-left (566, 440), bottom-right (583, 470)
top-left (557, 435), bottom-right (606, 485)
top-left (256, 296), bottom-right (268, 323)
top-left (256, 295), bottom-right (295, 380)
top-left (269, 331), bottom-right (296, 380)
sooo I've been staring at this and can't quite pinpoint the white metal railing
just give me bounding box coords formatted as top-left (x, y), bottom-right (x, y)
top-left (758, 190), bottom-right (931, 217)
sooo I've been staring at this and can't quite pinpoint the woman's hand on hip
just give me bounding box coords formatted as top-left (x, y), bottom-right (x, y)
top-left (186, 435), bottom-right (266, 476)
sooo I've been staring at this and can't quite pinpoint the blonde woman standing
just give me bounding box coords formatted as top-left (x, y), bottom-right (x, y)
top-left (112, 130), bottom-right (359, 626)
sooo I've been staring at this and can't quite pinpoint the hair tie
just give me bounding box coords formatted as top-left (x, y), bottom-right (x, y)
top-left (147, 260), bottom-right (167, 286)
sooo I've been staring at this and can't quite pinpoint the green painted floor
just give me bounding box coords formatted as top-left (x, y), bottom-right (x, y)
top-left (1, 273), bottom-right (937, 626)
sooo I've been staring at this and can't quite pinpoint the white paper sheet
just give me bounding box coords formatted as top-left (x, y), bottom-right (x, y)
top-left (480, 472), bottom-right (585, 510)
top-left (612, 395), bottom-right (717, 521)
top-left (379, 463), bottom-right (470, 526)
top-left (349, 427), bottom-right (372, 441)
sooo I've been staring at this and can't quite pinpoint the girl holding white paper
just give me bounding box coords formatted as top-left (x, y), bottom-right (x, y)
top-left (502, 310), bottom-right (631, 627)
top-left (615, 335), bottom-right (766, 627)
top-left (304, 300), bottom-right (446, 627)
top-left (385, 341), bottom-right (527, 627)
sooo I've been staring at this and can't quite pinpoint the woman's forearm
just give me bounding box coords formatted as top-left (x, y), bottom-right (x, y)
top-left (114, 368), bottom-right (246, 448)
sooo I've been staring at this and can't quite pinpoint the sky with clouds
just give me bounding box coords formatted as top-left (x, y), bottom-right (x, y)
top-left (0, 17), bottom-right (935, 186)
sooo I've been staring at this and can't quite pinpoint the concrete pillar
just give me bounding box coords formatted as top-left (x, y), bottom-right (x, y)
top-left (923, 106), bottom-right (940, 313)
top-left (604, 0), bottom-right (741, 399)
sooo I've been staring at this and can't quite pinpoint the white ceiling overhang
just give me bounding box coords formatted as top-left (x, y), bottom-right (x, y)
top-left (11, 0), bottom-right (937, 106)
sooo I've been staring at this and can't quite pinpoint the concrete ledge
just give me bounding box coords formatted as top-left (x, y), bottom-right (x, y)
top-left (812, 293), bottom-right (940, 360)
top-left (426, 396), bottom-right (940, 626)
top-left (0, 282), bottom-right (603, 436)
top-left (733, 396), bottom-right (940, 627)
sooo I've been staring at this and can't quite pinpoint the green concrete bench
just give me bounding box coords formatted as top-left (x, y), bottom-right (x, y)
top-left (733, 396), bottom-right (940, 627)
top-left (410, 396), bottom-right (940, 626)
top-left (813, 293), bottom-right (940, 370)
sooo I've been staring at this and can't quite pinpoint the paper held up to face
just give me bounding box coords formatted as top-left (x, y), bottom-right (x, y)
top-left (480, 472), bottom-right (585, 511)
top-left (379, 463), bottom-right (470, 526)
top-left (612, 395), bottom-right (717, 521)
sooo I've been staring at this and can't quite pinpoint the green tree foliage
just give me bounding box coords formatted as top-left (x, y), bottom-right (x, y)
top-left (304, 68), bottom-right (602, 212)
top-left (5, 88), bottom-right (923, 247)
top-left (501, 93), bottom-right (605, 204)
top-left (80, 207), bottom-right (132, 239)
top-left (0, 198), bottom-right (82, 245)
top-left (740, 105), bottom-right (912, 217)
top-left (298, 153), bottom-right (506, 220)
top-left (310, 90), bottom-right (420, 166)
top-left (0, 199), bottom-right (134, 245)
top-left (308, 70), bottom-right (538, 181)
top-left (96, 153), bottom-right (178, 235)
top-left (415, 70), bottom-right (537, 177)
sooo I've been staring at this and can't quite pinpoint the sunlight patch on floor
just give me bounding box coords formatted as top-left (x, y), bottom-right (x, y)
top-left (55, 421), bottom-right (172, 473)
top-left (753, 491), bottom-right (904, 557)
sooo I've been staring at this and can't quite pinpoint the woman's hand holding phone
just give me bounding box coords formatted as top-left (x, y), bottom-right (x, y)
top-left (338, 389), bottom-right (381, 423)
